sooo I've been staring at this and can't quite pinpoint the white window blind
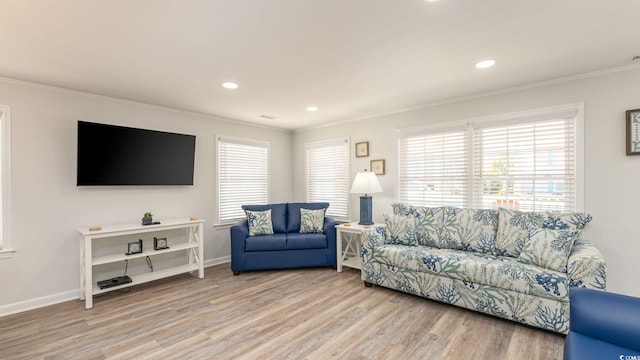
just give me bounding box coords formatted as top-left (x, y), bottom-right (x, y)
top-left (306, 138), bottom-right (349, 219)
top-left (398, 128), bottom-right (469, 208)
top-left (397, 105), bottom-right (581, 212)
top-left (473, 116), bottom-right (576, 212)
top-left (217, 136), bottom-right (269, 223)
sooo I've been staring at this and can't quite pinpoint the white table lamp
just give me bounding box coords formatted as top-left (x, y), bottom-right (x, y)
top-left (350, 169), bottom-right (383, 225)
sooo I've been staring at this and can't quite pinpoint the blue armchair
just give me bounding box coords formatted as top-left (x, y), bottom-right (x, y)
top-left (564, 287), bottom-right (640, 359)
top-left (230, 203), bottom-right (339, 274)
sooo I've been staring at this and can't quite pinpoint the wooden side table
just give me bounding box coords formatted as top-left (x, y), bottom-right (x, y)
top-left (335, 222), bottom-right (384, 272)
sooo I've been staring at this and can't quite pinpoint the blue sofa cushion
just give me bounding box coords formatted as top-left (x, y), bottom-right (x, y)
top-left (242, 203), bottom-right (287, 233)
top-left (286, 232), bottom-right (327, 250)
top-left (245, 233), bottom-right (287, 252)
top-left (286, 202), bottom-right (329, 233)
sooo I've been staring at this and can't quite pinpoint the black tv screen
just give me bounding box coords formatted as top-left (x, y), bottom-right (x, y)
top-left (77, 121), bottom-right (196, 186)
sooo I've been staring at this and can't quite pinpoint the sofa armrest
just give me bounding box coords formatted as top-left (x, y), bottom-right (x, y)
top-left (568, 287), bottom-right (640, 352)
top-left (323, 217), bottom-right (339, 265)
top-left (567, 239), bottom-right (606, 290)
top-left (360, 227), bottom-right (386, 264)
top-left (230, 219), bottom-right (249, 271)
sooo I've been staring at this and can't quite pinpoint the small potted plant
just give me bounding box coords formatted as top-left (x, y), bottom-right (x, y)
top-left (142, 212), bottom-right (153, 225)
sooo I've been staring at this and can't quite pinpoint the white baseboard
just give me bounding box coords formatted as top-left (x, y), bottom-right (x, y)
top-left (0, 256), bottom-right (231, 318)
top-left (205, 255), bottom-right (230, 268)
top-left (0, 289), bottom-right (79, 317)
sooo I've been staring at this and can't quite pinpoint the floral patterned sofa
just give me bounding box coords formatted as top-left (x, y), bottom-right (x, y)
top-left (360, 203), bottom-right (606, 334)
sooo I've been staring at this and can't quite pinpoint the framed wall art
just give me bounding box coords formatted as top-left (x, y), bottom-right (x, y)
top-left (626, 109), bottom-right (640, 155)
top-left (355, 141), bottom-right (369, 157)
top-left (370, 159), bottom-right (385, 175)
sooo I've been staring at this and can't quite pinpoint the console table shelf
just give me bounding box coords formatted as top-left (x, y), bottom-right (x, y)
top-left (92, 242), bottom-right (199, 266)
top-left (78, 218), bottom-right (204, 309)
top-left (91, 263), bottom-right (199, 295)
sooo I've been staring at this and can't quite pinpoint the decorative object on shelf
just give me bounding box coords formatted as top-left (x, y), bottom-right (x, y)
top-left (626, 109), bottom-right (640, 155)
top-left (126, 239), bottom-right (143, 255)
top-left (350, 169), bottom-right (383, 225)
top-left (142, 212), bottom-right (153, 225)
top-left (154, 237), bottom-right (169, 250)
top-left (355, 141), bottom-right (369, 157)
top-left (189, 216), bottom-right (199, 221)
top-left (370, 159), bottom-right (385, 175)
top-left (88, 226), bottom-right (102, 231)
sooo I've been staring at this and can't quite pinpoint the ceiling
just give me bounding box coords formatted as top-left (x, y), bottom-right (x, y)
top-left (1, 1), bottom-right (639, 130)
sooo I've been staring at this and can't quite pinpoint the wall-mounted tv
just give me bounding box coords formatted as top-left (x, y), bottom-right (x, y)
top-left (77, 121), bottom-right (196, 186)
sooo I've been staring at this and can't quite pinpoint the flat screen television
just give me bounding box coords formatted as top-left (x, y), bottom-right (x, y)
top-left (77, 121), bottom-right (196, 186)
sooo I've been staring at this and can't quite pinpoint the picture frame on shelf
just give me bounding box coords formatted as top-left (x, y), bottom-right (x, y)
top-left (126, 239), bottom-right (143, 255)
top-left (370, 159), bottom-right (385, 175)
top-left (355, 141), bottom-right (369, 157)
top-left (626, 109), bottom-right (640, 155)
top-left (154, 237), bottom-right (169, 250)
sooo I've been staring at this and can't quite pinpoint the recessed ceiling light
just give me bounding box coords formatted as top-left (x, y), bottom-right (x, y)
top-left (306, 106), bottom-right (318, 112)
top-left (222, 82), bottom-right (239, 89)
top-left (475, 60), bottom-right (496, 69)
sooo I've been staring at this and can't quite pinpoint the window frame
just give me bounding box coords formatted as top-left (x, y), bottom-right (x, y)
top-left (395, 103), bottom-right (584, 212)
top-left (216, 135), bottom-right (270, 225)
top-left (0, 105), bottom-right (13, 258)
top-left (305, 137), bottom-right (350, 220)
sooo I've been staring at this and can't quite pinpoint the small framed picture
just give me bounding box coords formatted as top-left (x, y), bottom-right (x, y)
top-left (154, 237), bottom-right (169, 250)
top-left (370, 159), bottom-right (385, 175)
top-left (626, 109), bottom-right (640, 155)
top-left (355, 141), bottom-right (369, 157)
top-left (126, 239), bottom-right (143, 255)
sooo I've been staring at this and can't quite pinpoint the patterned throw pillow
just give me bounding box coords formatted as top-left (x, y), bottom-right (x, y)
top-left (300, 208), bottom-right (325, 234)
top-left (384, 213), bottom-right (418, 246)
top-left (391, 203), bottom-right (443, 247)
top-left (246, 209), bottom-right (274, 236)
top-left (517, 228), bottom-right (577, 272)
top-left (441, 207), bottom-right (498, 253)
top-left (543, 212), bottom-right (592, 240)
top-left (496, 208), bottom-right (546, 257)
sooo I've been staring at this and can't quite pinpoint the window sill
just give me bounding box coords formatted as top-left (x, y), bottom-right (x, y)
top-left (213, 223), bottom-right (236, 230)
top-left (0, 248), bottom-right (16, 259)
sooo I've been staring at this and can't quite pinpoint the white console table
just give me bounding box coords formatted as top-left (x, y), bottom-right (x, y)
top-left (78, 218), bottom-right (204, 309)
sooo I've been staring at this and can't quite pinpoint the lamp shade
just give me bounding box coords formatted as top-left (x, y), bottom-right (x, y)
top-left (350, 170), bottom-right (383, 195)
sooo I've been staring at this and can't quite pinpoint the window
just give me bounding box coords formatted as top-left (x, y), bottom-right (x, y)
top-left (397, 104), bottom-right (583, 212)
top-left (0, 105), bottom-right (12, 258)
top-left (217, 136), bottom-right (269, 224)
top-left (306, 138), bottom-right (350, 219)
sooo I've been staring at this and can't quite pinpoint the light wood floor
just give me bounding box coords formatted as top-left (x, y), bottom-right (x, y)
top-left (0, 264), bottom-right (565, 360)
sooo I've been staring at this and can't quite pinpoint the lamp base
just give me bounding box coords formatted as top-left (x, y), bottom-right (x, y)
top-left (358, 195), bottom-right (374, 225)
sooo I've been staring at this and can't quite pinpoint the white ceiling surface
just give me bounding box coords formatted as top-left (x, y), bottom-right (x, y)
top-left (1, 1), bottom-right (639, 130)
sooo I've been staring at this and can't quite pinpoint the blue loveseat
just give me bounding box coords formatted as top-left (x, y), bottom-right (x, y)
top-left (564, 287), bottom-right (640, 359)
top-left (230, 202), bottom-right (339, 274)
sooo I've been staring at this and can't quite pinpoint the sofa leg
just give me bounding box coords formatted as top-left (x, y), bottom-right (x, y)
top-left (364, 281), bottom-right (373, 288)
top-left (233, 271), bottom-right (240, 276)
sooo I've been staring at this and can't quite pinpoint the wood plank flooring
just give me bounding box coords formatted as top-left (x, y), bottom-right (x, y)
top-left (0, 264), bottom-right (565, 359)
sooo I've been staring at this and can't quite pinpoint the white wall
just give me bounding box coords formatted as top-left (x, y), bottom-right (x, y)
top-left (293, 65), bottom-right (640, 298)
top-left (0, 78), bottom-right (293, 313)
